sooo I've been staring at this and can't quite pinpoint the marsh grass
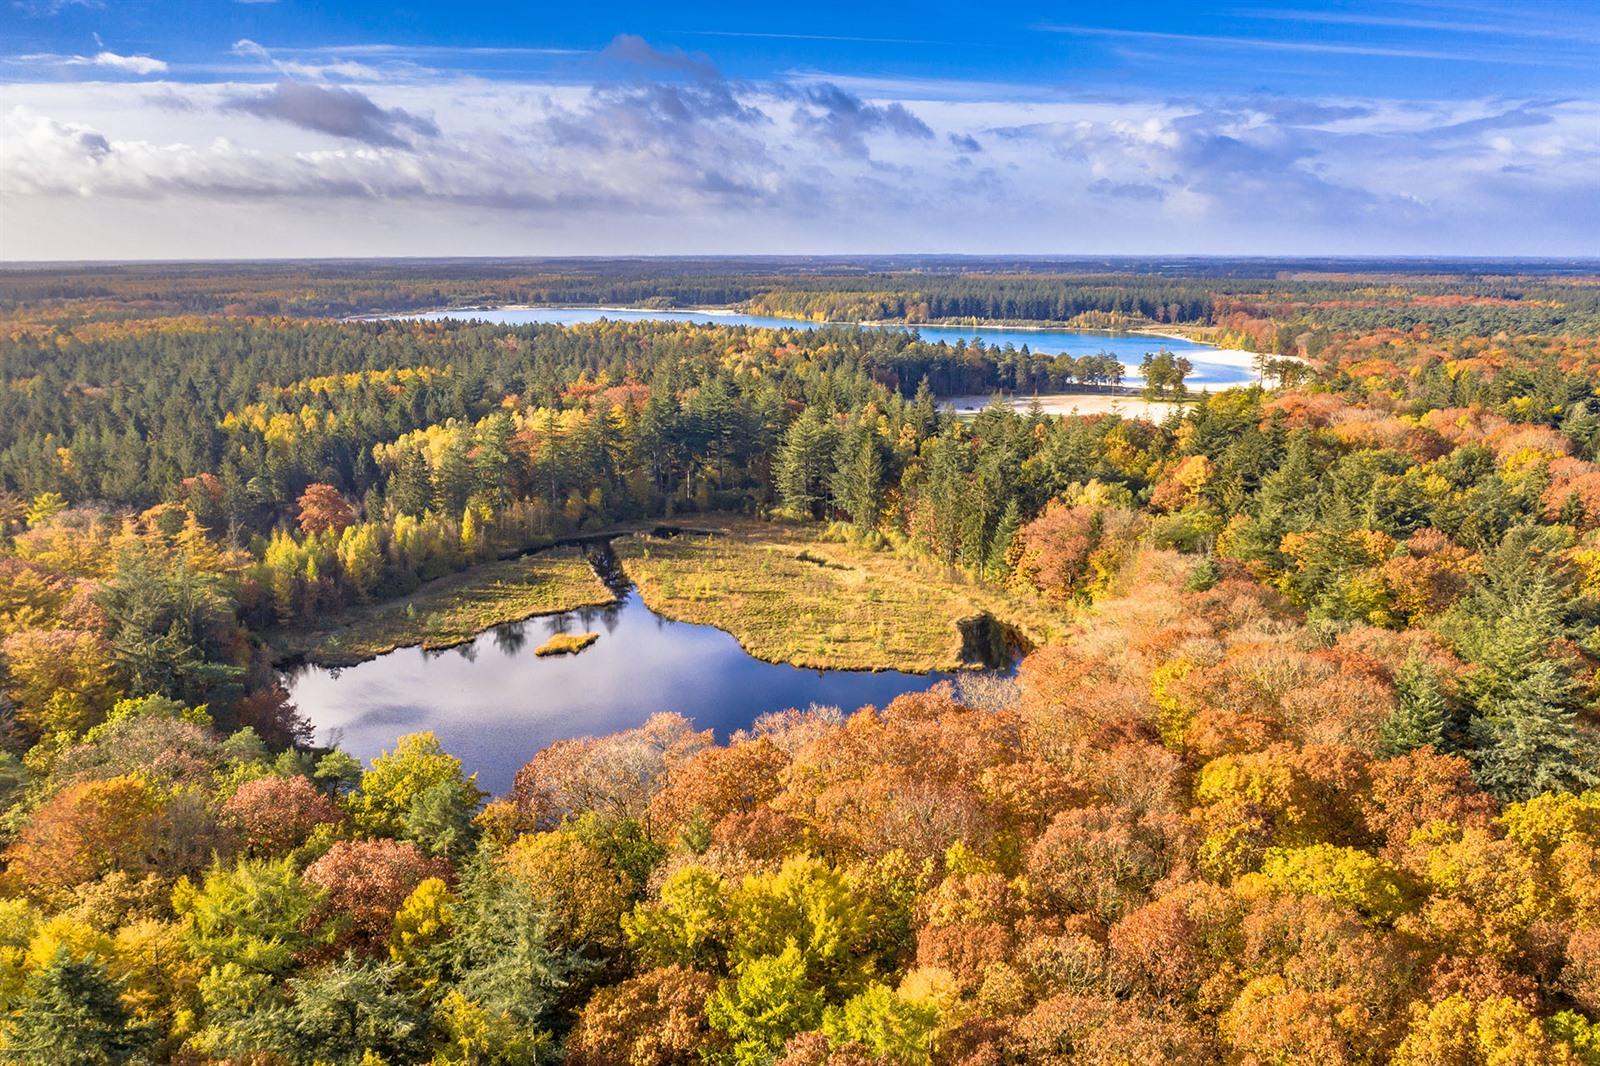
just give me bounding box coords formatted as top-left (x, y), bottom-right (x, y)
top-left (534, 632), bottom-right (599, 656)
top-left (272, 548), bottom-right (615, 666)
top-left (614, 517), bottom-right (1072, 671)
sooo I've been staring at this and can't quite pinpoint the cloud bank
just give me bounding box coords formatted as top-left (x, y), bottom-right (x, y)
top-left (1, 34), bottom-right (1595, 258)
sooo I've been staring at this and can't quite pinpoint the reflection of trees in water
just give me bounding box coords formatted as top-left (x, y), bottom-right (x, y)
top-left (452, 641), bottom-right (478, 663)
top-left (492, 622), bottom-right (527, 656)
top-left (575, 601), bottom-right (625, 636)
top-left (543, 612), bottom-right (574, 636)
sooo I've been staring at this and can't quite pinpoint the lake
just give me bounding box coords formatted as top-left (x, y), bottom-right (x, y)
top-left (400, 306), bottom-right (1257, 387)
top-left (284, 584), bottom-right (964, 795)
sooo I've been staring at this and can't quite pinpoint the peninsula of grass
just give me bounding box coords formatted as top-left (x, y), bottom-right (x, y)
top-left (271, 548), bottom-right (616, 667)
top-left (614, 517), bottom-right (1072, 672)
top-left (534, 632), bottom-right (599, 657)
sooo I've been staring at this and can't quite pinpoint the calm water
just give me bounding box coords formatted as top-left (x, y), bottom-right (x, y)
top-left (401, 306), bottom-right (1255, 387)
top-left (284, 587), bottom-right (959, 795)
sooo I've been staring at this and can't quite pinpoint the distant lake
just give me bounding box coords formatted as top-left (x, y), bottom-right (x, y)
top-left (399, 306), bottom-right (1256, 387)
top-left (284, 586), bottom-right (966, 796)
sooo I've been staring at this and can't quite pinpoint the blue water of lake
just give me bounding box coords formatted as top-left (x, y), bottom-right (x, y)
top-left (400, 306), bottom-right (1256, 387)
top-left (284, 586), bottom-right (968, 795)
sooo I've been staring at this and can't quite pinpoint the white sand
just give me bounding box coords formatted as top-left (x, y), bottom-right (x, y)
top-left (945, 393), bottom-right (1200, 421)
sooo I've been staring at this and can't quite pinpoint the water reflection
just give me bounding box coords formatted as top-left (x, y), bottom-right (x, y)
top-left (286, 588), bottom-right (988, 796)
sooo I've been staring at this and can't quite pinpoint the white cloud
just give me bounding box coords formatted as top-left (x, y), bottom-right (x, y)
top-left (12, 50), bottom-right (169, 75)
top-left (82, 51), bottom-right (168, 75)
top-left (1, 72), bottom-right (1596, 258)
top-left (231, 38), bottom-right (385, 81)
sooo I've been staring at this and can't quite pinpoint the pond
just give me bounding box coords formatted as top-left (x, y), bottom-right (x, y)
top-left (397, 306), bottom-right (1257, 387)
top-left (284, 576), bottom-right (977, 795)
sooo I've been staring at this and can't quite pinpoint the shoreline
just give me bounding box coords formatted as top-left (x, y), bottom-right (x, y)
top-left (359, 303), bottom-right (1272, 358)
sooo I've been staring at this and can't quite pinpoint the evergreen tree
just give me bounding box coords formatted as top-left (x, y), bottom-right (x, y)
top-left (829, 423), bottom-right (884, 533)
top-left (909, 376), bottom-right (939, 438)
top-left (276, 957), bottom-right (428, 1065)
top-left (1378, 656), bottom-right (1451, 756)
top-left (775, 407), bottom-right (839, 520)
top-left (450, 870), bottom-right (578, 1040)
top-left (2, 948), bottom-right (151, 1066)
top-left (390, 446), bottom-right (433, 517)
top-left (1459, 570), bottom-right (1599, 800)
top-left (1236, 431), bottom-right (1322, 568)
top-left (986, 497), bottom-right (1022, 580)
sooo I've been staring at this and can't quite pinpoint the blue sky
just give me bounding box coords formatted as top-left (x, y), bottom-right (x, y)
top-left (2, 0), bottom-right (1596, 258)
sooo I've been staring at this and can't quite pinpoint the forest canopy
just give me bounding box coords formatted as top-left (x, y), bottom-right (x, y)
top-left (0, 260), bottom-right (1599, 1064)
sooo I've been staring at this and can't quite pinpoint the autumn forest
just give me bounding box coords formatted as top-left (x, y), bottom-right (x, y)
top-left (1, 258), bottom-right (1600, 1066)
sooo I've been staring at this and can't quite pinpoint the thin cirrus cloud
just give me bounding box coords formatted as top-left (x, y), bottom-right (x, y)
top-left (686, 30), bottom-right (947, 46)
top-left (1235, 8), bottom-right (1600, 44)
top-left (1037, 23), bottom-right (1589, 67)
top-left (15, 50), bottom-right (168, 75)
top-left (231, 38), bottom-right (385, 81)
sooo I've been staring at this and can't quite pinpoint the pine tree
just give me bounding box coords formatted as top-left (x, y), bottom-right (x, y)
top-left (909, 377), bottom-right (939, 439)
top-left (829, 424), bottom-right (884, 533)
top-left (474, 410), bottom-right (515, 507)
top-left (1237, 431), bottom-right (1322, 568)
top-left (1460, 571), bottom-right (1599, 800)
top-left (775, 407), bottom-right (839, 520)
top-left (390, 447), bottom-right (433, 517)
top-left (2, 948), bottom-right (151, 1065)
top-left (986, 497), bottom-right (1022, 580)
top-left (1378, 656), bottom-right (1451, 756)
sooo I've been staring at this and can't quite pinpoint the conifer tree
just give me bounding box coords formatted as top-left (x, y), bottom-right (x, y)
top-left (2, 948), bottom-right (151, 1065)
top-left (1459, 568), bottom-right (1599, 799)
top-left (986, 497), bottom-right (1022, 580)
top-left (1378, 656), bottom-right (1451, 756)
top-left (830, 423), bottom-right (884, 533)
top-left (775, 407), bottom-right (839, 520)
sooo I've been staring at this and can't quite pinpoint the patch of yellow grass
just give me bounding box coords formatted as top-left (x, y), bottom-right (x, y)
top-left (534, 631), bottom-right (600, 656)
top-left (272, 548), bottom-right (615, 666)
top-left (616, 518), bottom-right (1072, 671)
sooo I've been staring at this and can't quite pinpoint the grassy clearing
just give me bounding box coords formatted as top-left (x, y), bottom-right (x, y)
top-left (272, 548), bottom-right (615, 667)
top-left (535, 632), bottom-right (599, 657)
top-left (616, 517), bottom-right (1073, 672)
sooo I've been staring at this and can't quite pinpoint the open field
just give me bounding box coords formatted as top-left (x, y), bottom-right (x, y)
top-left (614, 517), bottom-right (1074, 671)
top-left (270, 548), bottom-right (616, 667)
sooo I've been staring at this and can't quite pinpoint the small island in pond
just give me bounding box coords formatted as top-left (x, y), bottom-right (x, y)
top-left (534, 631), bottom-right (599, 656)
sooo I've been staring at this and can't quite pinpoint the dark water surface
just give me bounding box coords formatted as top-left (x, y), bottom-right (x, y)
top-left (400, 306), bottom-right (1256, 387)
top-left (284, 588), bottom-right (962, 795)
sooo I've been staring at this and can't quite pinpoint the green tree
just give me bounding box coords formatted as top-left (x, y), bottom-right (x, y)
top-left (775, 406), bottom-right (840, 520)
top-left (175, 856), bottom-right (328, 976)
top-left (1458, 567), bottom-right (1599, 800)
top-left (352, 732), bottom-right (485, 842)
top-left (986, 497), bottom-right (1022, 579)
top-left (277, 956), bottom-right (428, 1065)
top-left (448, 867), bottom-right (580, 1043)
top-left (830, 422), bottom-right (885, 533)
top-left (1, 948), bottom-right (151, 1065)
top-left (705, 943), bottom-right (823, 1066)
top-left (821, 983), bottom-right (940, 1065)
top-left (1378, 656), bottom-right (1452, 756)
top-left (96, 544), bottom-right (245, 708)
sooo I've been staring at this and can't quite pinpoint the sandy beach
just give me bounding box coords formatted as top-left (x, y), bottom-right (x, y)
top-left (945, 392), bottom-right (1200, 421)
